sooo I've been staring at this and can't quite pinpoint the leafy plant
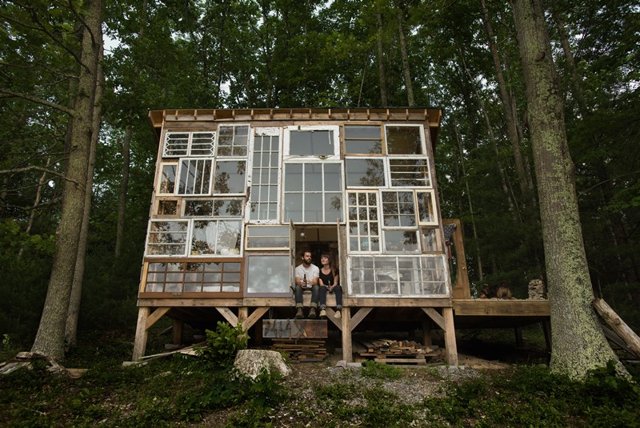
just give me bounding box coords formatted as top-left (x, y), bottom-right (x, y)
top-left (361, 360), bottom-right (403, 380)
top-left (196, 322), bottom-right (248, 367)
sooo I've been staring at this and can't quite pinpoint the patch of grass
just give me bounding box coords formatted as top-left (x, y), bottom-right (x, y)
top-left (361, 360), bottom-right (403, 380)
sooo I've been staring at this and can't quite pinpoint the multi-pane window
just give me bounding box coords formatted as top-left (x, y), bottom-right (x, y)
top-left (381, 191), bottom-right (419, 253)
top-left (183, 198), bottom-right (243, 217)
top-left (283, 162), bottom-right (342, 223)
top-left (163, 132), bottom-right (215, 157)
top-left (217, 125), bottom-right (248, 156)
top-left (158, 163), bottom-right (177, 195)
top-left (347, 192), bottom-right (380, 252)
top-left (145, 261), bottom-right (241, 293)
top-left (178, 159), bottom-right (213, 195)
top-left (389, 158), bottom-right (431, 187)
top-left (344, 125), bottom-right (383, 154)
top-left (385, 125), bottom-right (424, 155)
top-left (349, 255), bottom-right (448, 296)
top-left (250, 129), bottom-right (280, 221)
top-left (285, 126), bottom-right (339, 157)
top-left (345, 158), bottom-right (386, 187)
top-left (146, 221), bottom-right (189, 256)
top-left (190, 220), bottom-right (242, 256)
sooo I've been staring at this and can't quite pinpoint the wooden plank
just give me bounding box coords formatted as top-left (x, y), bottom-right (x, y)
top-left (443, 307), bottom-right (458, 366)
top-left (145, 307), bottom-right (170, 330)
top-left (242, 307), bottom-right (269, 331)
top-left (374, 358), bottom-right (427, 365)
top-left (262, 319), bottom-right (328, 339)
top-left (172, 319), bottom-right (183, 345)
top-left (350, 307), bottom-right (373, 332)
top-left (325, 308), bottom-right (342, 330)
top-left (422, 307), bottom-right (446, 330)
top-left (453, 299), bottom-right (550, 316)
top-left (593, 298), bottom-right (640, 357)
top-left (342, 308), bottom-right (352, 362)
top-left (132, 307), bottom-right (150, 361)
top-left (216, 307), bottom-right (238, 326)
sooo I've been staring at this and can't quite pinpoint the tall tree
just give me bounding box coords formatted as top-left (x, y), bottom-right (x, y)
top-left (31, 0), bottom-right (103, 360)
top-left (511, 0), bottom-right (625, 378)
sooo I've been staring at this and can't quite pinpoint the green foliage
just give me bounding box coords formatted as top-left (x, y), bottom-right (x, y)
top-left (361, 360), bottom-right (403, 380)
top-left (196, 322), bottom-right (249, 367)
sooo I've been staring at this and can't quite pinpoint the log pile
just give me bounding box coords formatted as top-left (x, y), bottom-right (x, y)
top-left (355, 339), bottom-right (441, 365)
top-left (528, 278), bottom-right (546, 300)
top-left (271, 339), bottom-right (327, 362)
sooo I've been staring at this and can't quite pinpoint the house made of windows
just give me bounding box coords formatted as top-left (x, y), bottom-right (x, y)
top-left (133, 108), bottom-right (463, 364)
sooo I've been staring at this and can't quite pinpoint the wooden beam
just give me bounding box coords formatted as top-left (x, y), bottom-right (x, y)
top-left (172, 319), bottom-right (183, 345)
top-left (453, 299), bottom-right (550, 316)
top-left (350, 308), bottom-right (373, 332)
top-left (325, 308), bottom-right (342, 330)
top-left (145, 307), bottom-right (171, 330)
top-left (593, 298), bottom-right (640, 357)
top-left (132, 307), bottom-right (150, 361)
top-left (242, 307), bottom-right (269, 331)
top-left (422, 307), bottom-right (446, 331)
top-left (216, 307), bottom-right (238, 326)
top-left (342, 308), bottom-right (352, 362)
top-left (238, 307), bottom-right (249, 323)
top-left (443, 307), bottom-right (458, 366)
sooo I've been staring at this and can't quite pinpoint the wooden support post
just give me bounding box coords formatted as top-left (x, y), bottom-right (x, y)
top-left (145, 307), bottom-right (170, 330)
top-left (593, 298), bottom-right (640, 357)
top-left (216, 307), bottom-right (238, 326)
top-left (515, 327), bottom-right (523, 348)
top-left (443, 307), bottom-right (458, 366)
top-left (242, 307), bottom-right (269, 331)
top-left (342, 308), bottom-right (352, 362)
top-left (172, 319), bottom-right (183, 345)
top-left (238, 307), bottom-right (249, 326)
top-left (132, 307), bottom-right (150, 361)
top-left (422, 320), bottom-right (432, 346)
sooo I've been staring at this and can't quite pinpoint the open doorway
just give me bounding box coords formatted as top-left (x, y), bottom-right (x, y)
top-left (293, 225), bottom-right (339, 268)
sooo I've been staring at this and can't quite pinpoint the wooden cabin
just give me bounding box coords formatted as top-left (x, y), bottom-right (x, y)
top-left (132, 108), bottom-right (550, 364)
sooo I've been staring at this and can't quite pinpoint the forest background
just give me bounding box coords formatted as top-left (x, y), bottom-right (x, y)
top-left (0, 0), bottom-right (638, 355)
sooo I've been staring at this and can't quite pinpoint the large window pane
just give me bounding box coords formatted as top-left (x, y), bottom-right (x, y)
top-left (246, 225), bottom-right (290, 249)
top-left (147, 221), bottom-right (188, 256)
top-left (158, 164), bottom-right (177, 194)
top-left (214, 160), bottom-right (246, 194)
top-left (383, 230), bottom-right (419, 253)
top-left (191, 220), bottom-right (241, 255)
top-left (246, 255), bottom-right (291, 294)
top-left (289, 129), bottom-right (335, 156)
top-left (386, 126), bottom-right (423, 154)
top-left (345, 158), bottom-right (385, 187)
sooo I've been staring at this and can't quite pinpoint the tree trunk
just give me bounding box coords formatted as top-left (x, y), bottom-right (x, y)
top-left (31, 0), bottom-right (103, 361)
top-left (114, 125), bottom-right (131, 259)
top-left (376, 10), bottom-right (388, 107)
top-left (480, 0), bottom-right (533, 203)
top-left (511, 0), bottom-right (625, 379)
top-left (396, 7), bottom-right (414, 106)
top-left (65, 48), bottom-right (104, 349)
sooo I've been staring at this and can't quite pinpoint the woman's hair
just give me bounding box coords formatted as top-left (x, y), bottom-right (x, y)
top-left (320, 253), bottom-right (337, 277)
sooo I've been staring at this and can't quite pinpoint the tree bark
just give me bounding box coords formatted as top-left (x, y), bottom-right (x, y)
top-left (376, 9), bottom-right (388, 107)
top-left (396, 6), bottom-right (414, 106)
top-left (31, 0), bottom-right (103, 361)
top-left (114, 125), bottom-right (131, 259)
top-left (480, 0), bottom-right (533, 203)
top-left (511, 0), bottom-right (625, 379)
top-left (65, 47), bottom-right (104, 349)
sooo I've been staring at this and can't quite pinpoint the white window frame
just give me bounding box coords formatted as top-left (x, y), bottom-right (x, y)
top-left (157, 162), bottom-right (178, 195)
top-left (212, 159), bottom-right (248, 196)
top-left (387, 157), bottom-right (432, 188)
top-left (343, 124), bottom-right (384, 155)
top-left (283, 125), bottom-right (340, 159)
top-left (177, 158), bottom-right (214, 196)
top-left (346, 191), bottom-right (381, 254)
top-left (163, 131), bottom-right (215, 158)
top-left (144, 220), bottom-right (190, 257)
top-left (383, 124), bottom-right (427, 156)
top-left (282, 160), bottom-right (344, 223)
top-left (248, 127), bottom-right (282, 223)
top-left (189, 218), bottom-right (243, 257)
top-left (416, 191), bottom-right (439, 226)
top-left (380, 190), bottom-right (420, 254)
top-left (344, 157), bottom-right (387, 189)
top-left (216, 124), bottom-right (250, 157)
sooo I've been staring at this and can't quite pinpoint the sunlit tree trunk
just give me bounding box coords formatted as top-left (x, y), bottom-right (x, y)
top-left (396, 6), bottom-right (414, 106)
top-left (376, 9), bottom-right (388, 107)
top-left (114, 125), bottom-right (131, 259)
top-left (31, 0), bottom-right (103, 361)
top-left (65, 50), bottom-right (104, 349)
top-left (511, 0), bottom-right (626, 379)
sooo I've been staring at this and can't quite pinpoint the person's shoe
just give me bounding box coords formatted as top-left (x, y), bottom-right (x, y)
top-left (319, 309), bottom-right (327, 318)
top-left (295, 307), bottom-right (304, 319)
top-left (334, 307), bottom-right (342, 319)
top-left (308, 307), bottom-right (317, 319)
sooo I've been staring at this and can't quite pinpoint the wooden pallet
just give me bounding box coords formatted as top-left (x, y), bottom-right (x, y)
top-left (355, 338), bottom-right (441, 365)
top-left (271, 339), bottom-right (327, 362)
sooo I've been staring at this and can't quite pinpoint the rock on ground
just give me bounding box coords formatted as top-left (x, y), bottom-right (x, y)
top-left (234, 349), bottom-right (291, 379)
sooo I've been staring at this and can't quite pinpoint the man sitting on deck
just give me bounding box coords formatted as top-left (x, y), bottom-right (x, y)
top-left (293, 250), bottom-right (320, 319)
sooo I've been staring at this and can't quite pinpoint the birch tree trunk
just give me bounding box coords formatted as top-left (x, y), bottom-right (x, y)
top-left (114, 125), bottom-right (131, 259)
top-left (511, 0), bottom-right (626, 379)
top-left (65, 48), bottom-right (104, 349)
top-left (31, 0), bottom-right (103, 361)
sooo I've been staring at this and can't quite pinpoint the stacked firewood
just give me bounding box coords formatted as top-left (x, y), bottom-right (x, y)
top-left (356, 339), bottom-right (441, 365)
top-left (271, 339), bottom-right (327, 362)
